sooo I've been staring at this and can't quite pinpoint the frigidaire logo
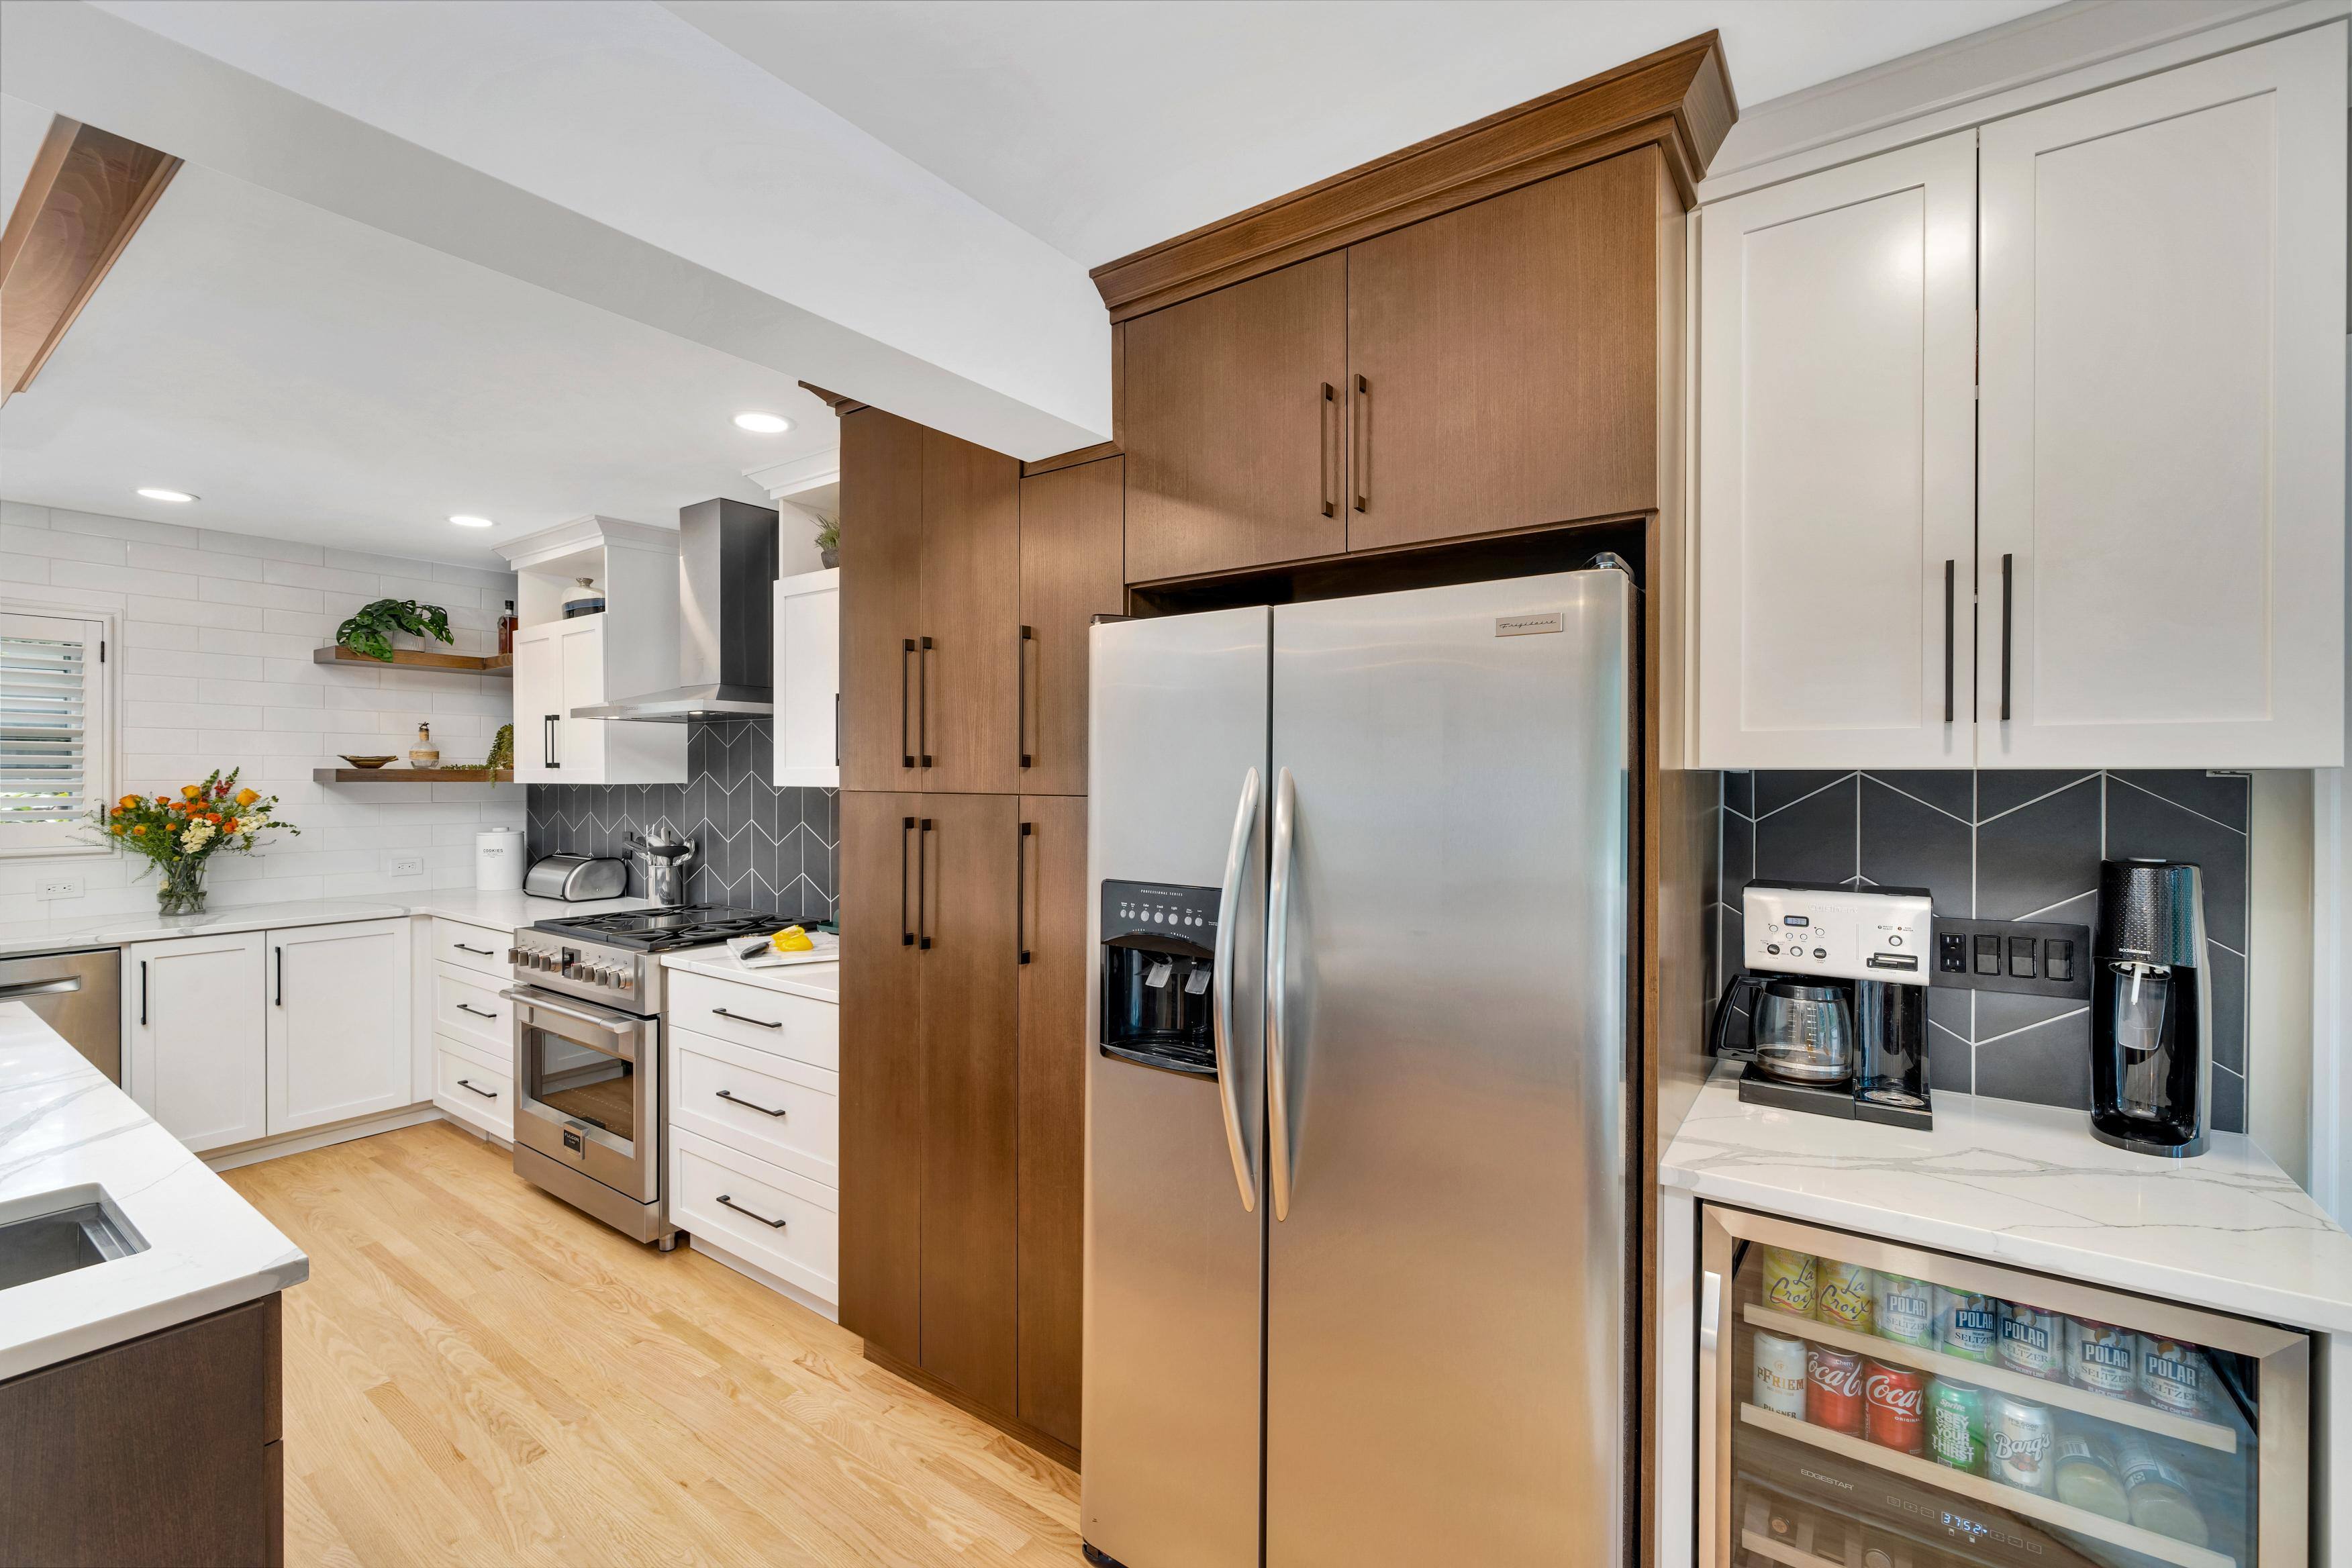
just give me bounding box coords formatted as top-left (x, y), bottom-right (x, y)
top-left (1494, 612), bottom-right (1565, 637)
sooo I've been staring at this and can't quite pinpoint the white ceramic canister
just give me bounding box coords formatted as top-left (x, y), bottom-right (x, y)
top-left (476, 828), bottom-right (526, 891)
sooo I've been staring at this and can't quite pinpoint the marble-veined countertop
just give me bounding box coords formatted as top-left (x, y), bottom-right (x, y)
top-left (0, 889), bottom-right (659, 957)
top-left (661, 947), bottom-right (840, 1005)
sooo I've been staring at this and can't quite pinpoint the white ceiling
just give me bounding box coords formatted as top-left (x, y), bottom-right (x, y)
top-left (669, 0), bottom-right (2065, 266)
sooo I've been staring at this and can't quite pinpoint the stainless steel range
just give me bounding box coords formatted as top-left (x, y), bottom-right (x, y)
top-left (503, 904), bottom-right (822, 1246)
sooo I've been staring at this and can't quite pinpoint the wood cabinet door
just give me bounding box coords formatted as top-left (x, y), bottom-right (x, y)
top-left (918, 429), bottom-right (1022, 795)
top-left (1694, 132), bottom-right (1978, 770)
top-left (265, 919), bottom-right (411, 1135)
top-left (839, 411), bottom-right (926, 792)
top-left (1016, 794), bottom-right (1087, 1447)
top-left (838, 791), bottom-right (923, 1363)
top-left (914, 792), bottom-right (1021, 1411)
top-left (1979, 28), bottom-right (2345, 768)
top-left (1019, 456), bottom-right (1125, 795)
top-left (128, 932), bottom-right (265, 1153)
top-left (1123, 253), bottom-right (1347, 583)
top-left (1345, 154), bottom-right (1662, 552)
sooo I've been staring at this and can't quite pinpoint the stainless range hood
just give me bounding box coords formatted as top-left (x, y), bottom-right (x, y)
top-left (573, 497), bottom-right (779, 723)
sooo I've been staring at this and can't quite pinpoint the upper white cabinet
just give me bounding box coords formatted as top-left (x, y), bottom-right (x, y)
top-left (127, 931), bottom-right (266, 1154)
top-left (266, 918), bottom-right (413, 1134)
top-left (773, 567), bottom-right (840, 787)
top-left (501, 516), bottom-right (688, 785)
top-left (1977, 27), bottom-right (2345, 768)
top-left (1696, 132), bottom-right (1977, 770)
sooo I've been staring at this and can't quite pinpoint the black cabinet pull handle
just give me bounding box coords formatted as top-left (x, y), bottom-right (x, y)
top-left (900, 816), bottom-right (916, 946)
top-left (900, 639), bottom-right (916, 769)
top-left (716, 1193), bottom-right (787, 1230)
top-left (273, 946), bottom-right (283, 1008)
top-left (1017, 820), bottom-right (1034, 965)
top-left (918, 818), bottom-right (934, 950)
top-left (918, 636), bottom-right (933, 768)
top-left (1352, 375), bottom-right (1370, 513)
top-left (544, 714), bottom-right (560, 769)
top-left (717, 1087), bottom-right (788, 1118)
top-left (712, 1006), bottom-right (781, 1030)
top-left (456, 1077), bottom-right (498, 1100)
top-left (2000, 552), bottom-right (2014, 723)
top-left (1943, 558), bottom-right (1955, 725)
top-left (455, 1001), bottom-right (499, 1019)
top-left (1319, 381), bottom-right (1336, 518)
top-left (138, 960), bottom-right (147, 1027)
top-left (1018, 625), bottom-right (1034, 770)
top-left (834, 691), bottom-right (841, 768)
top-left (453, 942), bottom-right (495, 956)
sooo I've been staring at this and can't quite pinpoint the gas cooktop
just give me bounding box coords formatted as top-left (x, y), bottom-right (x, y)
top-left (533, 905), bottom-right (833, 952)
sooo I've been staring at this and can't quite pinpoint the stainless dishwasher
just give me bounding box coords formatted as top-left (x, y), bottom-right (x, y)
top-left (0, 949), bottom-right (122, 1082)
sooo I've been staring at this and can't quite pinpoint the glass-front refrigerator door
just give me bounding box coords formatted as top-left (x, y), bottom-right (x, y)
top-left (1701, 1206), bottom-right (2308, 1568)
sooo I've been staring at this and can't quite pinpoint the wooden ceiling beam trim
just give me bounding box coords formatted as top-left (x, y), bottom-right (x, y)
top-left (0, 116), bottom-right (183, 403)
top-left (1089, 32), bottom-right (1735, 322)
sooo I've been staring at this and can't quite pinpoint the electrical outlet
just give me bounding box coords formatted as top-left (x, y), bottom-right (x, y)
top-left (388, 853), bottom-right (427, 877)
top-left (1929, 916), bottom-right (2092, 1001)
top-left (36, 875), bottom-right (84, 900)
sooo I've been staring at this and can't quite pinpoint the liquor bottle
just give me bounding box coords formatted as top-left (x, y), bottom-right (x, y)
top-left (497, 599), bottom-right (517, 656)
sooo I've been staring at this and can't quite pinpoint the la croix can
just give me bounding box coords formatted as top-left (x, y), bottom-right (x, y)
top-left (1759, 1247), bottom-right (1816, 1319)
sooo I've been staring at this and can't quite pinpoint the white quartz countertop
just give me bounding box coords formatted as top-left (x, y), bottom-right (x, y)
top-left (0, 1003), bottom-right (308, 1379)
top-left (0, 889), bottom-right (660, 957)
top-left (1663, 1064), bottom-right (2352, 1335)
top-left (662, 948), bottom-right (840, 1004)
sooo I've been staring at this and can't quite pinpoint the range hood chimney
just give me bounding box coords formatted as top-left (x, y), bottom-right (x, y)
top-left (573, 497), bottom-right (778, 723)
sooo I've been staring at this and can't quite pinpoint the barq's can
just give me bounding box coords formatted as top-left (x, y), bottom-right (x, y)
top-left (1753, 1330), bottom-right (1808, 1418)
top-left (1758, 1247), bottom-right (1816, 1319)
top-left (1990, 1394), bottom-right (2055, 1494)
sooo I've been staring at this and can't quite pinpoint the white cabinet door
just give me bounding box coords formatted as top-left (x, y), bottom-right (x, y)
top-left (1696, 132), bottom-right (1979, 769)
top-left (1979, 26), bottom-right (2346, 767)
top-left (555, 618), bottom-right (610, 781)
top-left (512, 624), bottom-right (562, 784)
top-left (127, 932), bottom-right (265, 1154)
top-left (266, 919), bottom-right (413, 1134)
top-left (774, 569), bottom-right (840, 787)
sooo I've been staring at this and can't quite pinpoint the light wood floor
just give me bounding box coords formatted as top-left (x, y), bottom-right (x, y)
top-left (225, 1120), bottom-right (1081, 1567)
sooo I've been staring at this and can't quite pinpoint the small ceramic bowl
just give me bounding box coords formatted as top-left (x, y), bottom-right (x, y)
top-left (340, 754), bottom-right (397, 769)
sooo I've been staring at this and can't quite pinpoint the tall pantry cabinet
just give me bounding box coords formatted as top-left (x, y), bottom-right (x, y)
top-left (836, 406), bottom-right (1122, 1461)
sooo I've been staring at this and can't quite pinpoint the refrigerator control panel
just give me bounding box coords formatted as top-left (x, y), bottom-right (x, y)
top-left (1101, 879), bottom-right (1220, 955)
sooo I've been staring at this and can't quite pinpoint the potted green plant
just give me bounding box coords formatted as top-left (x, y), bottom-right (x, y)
top-left (91, 769), bottom-right (298, 915)
top-left (814, 518), bottom-right (840, 570)
top-left (336, 598), bottom-right (454, 661)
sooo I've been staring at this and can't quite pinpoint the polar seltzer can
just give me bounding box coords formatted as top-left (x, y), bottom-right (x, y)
top-left (1875, 1272), bottom-right (1937, 1349)
top-left (1926, 1378), bottom-right (1988, 1475)
top-left (1808, 1346), bottom-right (1865, 1436)
top-left (1998, 1301), bottom-right (2065, 1381)
top-left (2065, 1318), bottom-right (2139, 1401)
top-left (1759, 1248), bottom-right (1817, 1319)
top-left (1990, 1395), bottom-right (2055, 1494)
top-left (1863, 1362), bottom-right (1926, 1455)
top-left (1939, 1288), bottom-right (2001, 1364)
top-left (1753, 1330), bottom-right (1809, 1418)
top-left (2138, 1336), bottom-right (2206, 1416)
top-left (1815, 1261), bottom-right (1875, 1334)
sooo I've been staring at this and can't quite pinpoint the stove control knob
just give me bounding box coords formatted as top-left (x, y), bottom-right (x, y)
top-left (616, 970), bottom-right (635, 992)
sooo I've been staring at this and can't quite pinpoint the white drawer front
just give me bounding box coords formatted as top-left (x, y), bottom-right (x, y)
top-left (434, 1044), bottom-right (511, 1138)
top-left (670, 1026), bottom-right (838, 1187)
top-left (437, 919), bottom-right (511, 979)
top-left (669, 1128), bottom-right (837, 1303)
top-left (665, 970), bottom-right (837, 1071)
top-left (434, 964), bottom-right (511, 1055)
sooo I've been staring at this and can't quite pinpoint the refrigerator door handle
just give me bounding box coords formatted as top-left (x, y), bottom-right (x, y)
top-left (1266, 765), bottom-right (1299, 1221)
top-left (1212, 767), bottom-right (1261, 1212)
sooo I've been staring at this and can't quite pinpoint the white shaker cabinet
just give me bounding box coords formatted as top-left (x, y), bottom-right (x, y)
top-left (1695, 132), bottom-right (1978, 769)
top-left (1977, 26), bottom-right (2345, 768)
top-left (126, 931), bottom-right (266, 1154)
top-left (512, 617), bottom-right (686, 785)
top-left (773, 568), bottom-right (840, 787)
top-left (266, 918), bottom-right (413, 1135)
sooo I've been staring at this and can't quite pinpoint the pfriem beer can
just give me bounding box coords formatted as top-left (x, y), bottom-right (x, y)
top-left (1990, 1394), bottom-right (2055, 1494)
top-left (1753, 1330), bottom-right (1808, 1418)
top-left (1939, 1288), bottom-right (2002, 1364)
top-left (1814, 1261), bottom-right (1875, 1334)
top-left (1863, 1361), bottom-right (1925, 1455)
top-left (1999, 1301), bottom-right (2065, 1381)
top-left (1874, 1272), bottom-right (1937, 1349)
top-left (1808, 1345), bottom-right (1865, 1436)
top-left (2065, 1318), bottom-right (2139, 1401)
top-left (1926, 1377), bottom-right (1988, 1475)
top-left (1759, 1248), bottom-right (1816, 1319)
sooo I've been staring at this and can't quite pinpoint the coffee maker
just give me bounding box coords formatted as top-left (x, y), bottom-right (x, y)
top-left (1712, 881), bottom-right (1937, 1128)
top-left (2090, 858), bottom-right (2211, 1158)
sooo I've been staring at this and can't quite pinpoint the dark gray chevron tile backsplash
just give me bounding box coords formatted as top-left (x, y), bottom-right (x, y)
top-left (528, 720), bottom-right (838, 916)
top-left (1720, 770), bottom-right (2251, 1132)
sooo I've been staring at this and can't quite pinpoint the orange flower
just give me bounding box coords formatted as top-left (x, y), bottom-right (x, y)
top-left (117, 794), bottom-right (140, 810)
top-left (181, 785), bottom-right (202, 799)
top-left (234, 789), bottom-right (258, 807)
top-left (130, 826), bottom-right (146, 836)
top-left (154, 795), bottom-right (172, 805)
top-left (109, 825), bottom-right (124, 836)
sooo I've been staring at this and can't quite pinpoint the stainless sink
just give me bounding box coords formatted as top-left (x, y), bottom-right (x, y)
top-left (0, 1197), bottom-right (147, 1291)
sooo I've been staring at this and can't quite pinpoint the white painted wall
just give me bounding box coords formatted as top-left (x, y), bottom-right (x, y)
top-left (0, 501), bottom-right (521, 924)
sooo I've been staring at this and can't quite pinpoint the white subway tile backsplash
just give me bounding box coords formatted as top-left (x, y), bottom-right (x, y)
top-left (48, 560), bottom-right (201, 599)
top-left (199, 529), bottom-right (322, 565)
top-left (0, 552), bottom-right (50, 584)
top-left (3, 524), bottom-right (121, 565)
top-left (201, 575), bottom-right (322, 612)
top-left (48, 509), bottom-right (201, 549)
top-left (264, 558), bottom-right (378, 595)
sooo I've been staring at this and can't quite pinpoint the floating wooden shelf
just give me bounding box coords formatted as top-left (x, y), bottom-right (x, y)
top-left (313, 768), bottom-right (513, 784)
top-left (311, 646), bottom-right (513, 675)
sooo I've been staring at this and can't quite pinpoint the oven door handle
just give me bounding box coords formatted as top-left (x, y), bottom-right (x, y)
top-left (500, 989), bottom-right (645, 1061)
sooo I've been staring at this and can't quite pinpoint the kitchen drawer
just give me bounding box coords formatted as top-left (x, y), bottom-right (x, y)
top-left (434, 1044), bottom-right (511, 1140)
top-left (665, 970), bottom-right (837, 1071)
top-left (436, 919), bottom-right (511, 980)
top-left (434, 964), bottom-right (510, 1055)
top-left (670, 1026), bottom-right (838, 1187)
top-left (669, 1128), bottom-right (838, 1304)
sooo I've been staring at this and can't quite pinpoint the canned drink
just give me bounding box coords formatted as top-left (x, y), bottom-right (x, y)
top-left (1759, 1248), bottom-right (1817, 1318)
top-left (1937, 1287), bottom-right (2001, 1363)
top-left (1863, 1361), bottom-right (1925, 1455)
top-left (1998, 1301), bottom-right (2065, 1381)
top-left (1807, 1345), bottom-right (1865, 1436)
top-left (2053, 1429), bottom-right (2130, 1521)
top-left (1815, 1261), bottom-right (1875, 1334)
top-left (2137, 1336), bottom-right (2207, 1416)
top-left (1925, 1377), bottom-right (1988, 1475)
top-left (2065, 1318), bottom-right (2139, 1400)
top-left (1753, 1330), bottom-right (1808, 1418)
top-left (1874, 1272), bottom-right (1937, 1349)
top-left (1990, 1394), bottom-right (2055, 1494)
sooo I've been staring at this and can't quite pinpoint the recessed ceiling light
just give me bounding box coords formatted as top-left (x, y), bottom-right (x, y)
top-left (732, 411), bottom-right (791, 434)
top-left (448, 514), bottom-right (494, 528)
top-left (136, 488), bottom-right (197, 503)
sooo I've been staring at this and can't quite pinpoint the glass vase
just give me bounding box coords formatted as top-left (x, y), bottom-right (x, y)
top-left (156, 857), bottom-right (208, 916)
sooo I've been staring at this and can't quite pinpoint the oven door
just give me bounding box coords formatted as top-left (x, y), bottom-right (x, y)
top-left (503, 984), bottom-right (659, 1203)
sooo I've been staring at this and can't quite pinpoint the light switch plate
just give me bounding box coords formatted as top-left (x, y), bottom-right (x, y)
top-left (1928, 917), bottom-right (2092, 1001)
top-left (388, 853), bottom-right (427, 877)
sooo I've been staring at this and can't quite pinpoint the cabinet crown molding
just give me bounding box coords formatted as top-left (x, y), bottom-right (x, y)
top-left (494, 513), bottom-right (677, 571)
top-left (1089, 31), bottom-right (1735, 322)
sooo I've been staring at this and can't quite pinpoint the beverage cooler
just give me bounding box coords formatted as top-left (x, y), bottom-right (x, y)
top-left (1700, 1207), bottom-right (2310, 1568)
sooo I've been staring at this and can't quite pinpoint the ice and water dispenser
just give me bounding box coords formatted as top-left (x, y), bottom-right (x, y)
top-left (1099, 879), bottom-right (1223, 1076)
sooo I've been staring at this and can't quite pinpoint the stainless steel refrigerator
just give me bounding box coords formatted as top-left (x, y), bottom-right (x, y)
top-left (1083, 569), bottom-right (1633, 1568)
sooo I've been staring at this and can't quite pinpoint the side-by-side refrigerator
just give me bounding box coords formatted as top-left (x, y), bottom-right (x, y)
top-left (1083, 569), bottom-right (1634, 1568)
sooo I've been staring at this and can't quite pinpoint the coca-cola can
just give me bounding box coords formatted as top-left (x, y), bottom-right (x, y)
top-left (2138, 1336), bottom-right (2207, 1416)
top-left (1863, 1361), bottom-right (1925, 1455)
top-left (2065, 1318), bottom-right (2139, 1401)
top-left (1998, 1301), bottom-right (2065, 1381)
top-left (1807, 1345), bottom-right (1865, 1436)
top-left (1990, 1394), bottom-right (2055, 1494)
top-left (1753, 1330), bottom-right (1808, 1418)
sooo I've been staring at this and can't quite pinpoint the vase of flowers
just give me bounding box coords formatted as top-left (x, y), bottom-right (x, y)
top-left (93, 769), bottom-right (297, 916)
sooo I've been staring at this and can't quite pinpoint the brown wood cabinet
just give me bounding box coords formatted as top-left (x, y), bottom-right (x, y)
top-left (1016, 793), bottom-right (1088, 1447)
top-left (839, 411), bottom-right (926, 793)
top-left (838, 789), bottom-right (923, 1361)
top-left (1018, 456), bottom-right (1126, 795)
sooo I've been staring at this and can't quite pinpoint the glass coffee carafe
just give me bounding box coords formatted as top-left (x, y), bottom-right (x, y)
top-left (1753, 979), bottom-right (1855, 1085)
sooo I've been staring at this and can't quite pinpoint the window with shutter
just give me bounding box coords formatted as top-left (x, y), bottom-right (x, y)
top-left (0, 609), bottom-right (114, 856)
